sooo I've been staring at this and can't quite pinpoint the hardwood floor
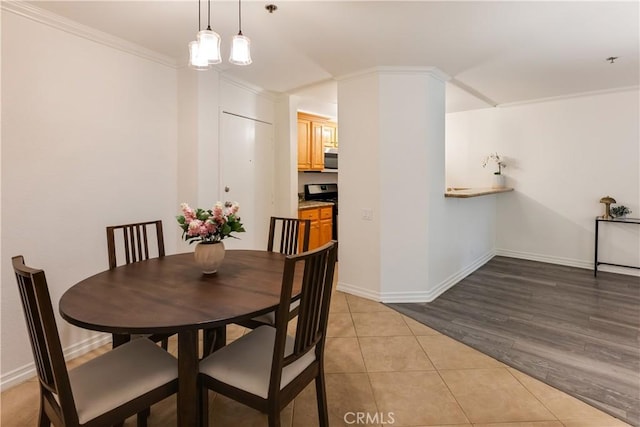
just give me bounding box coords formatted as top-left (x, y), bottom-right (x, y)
top-left (388, 256), bottom-right (640, 426)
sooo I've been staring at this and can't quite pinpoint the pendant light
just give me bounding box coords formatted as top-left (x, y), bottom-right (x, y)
top-left (198, 0), bottom-right (221, 64)
top-left (189, 40), bottom-right (209, 70)
top-left (188, 0), bottom-right (210, 69)
top-left (229, 0), bottom-right (252, 65)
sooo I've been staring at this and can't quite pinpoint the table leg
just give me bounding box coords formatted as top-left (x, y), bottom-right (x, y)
top-left (213, 326), bottom-right (226, 352)
top-left (112, 333), bottom-right (130, 348)
top-left (594, 219), bottom-right (599, 277)
top-left (202, 326), bottom-right (227, 358)
top-left (178, 330), bottom-right (200, 427)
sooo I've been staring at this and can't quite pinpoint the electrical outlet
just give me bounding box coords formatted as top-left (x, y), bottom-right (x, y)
top-left (361, 208), bottom-right (373, 221)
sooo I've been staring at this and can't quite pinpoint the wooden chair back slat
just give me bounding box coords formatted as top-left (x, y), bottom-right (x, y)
top-left (106, 220), bottom-right (164, 269)
top-left (270, 241), bottom-right (337, 394)
top-left (12, 256), bottom-right (79, 424)
top-left (106, 220), bottom-right (170, 349)
top-left (295, 247), bottom-right (331, 354)
top-left (267, 217), bottom-right (310, 255)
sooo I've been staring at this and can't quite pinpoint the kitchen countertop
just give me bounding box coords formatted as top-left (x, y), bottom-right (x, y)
top-left (298, 200), bottom-right (335, 209)
top-left (444, 187), bottom-right (514, 198)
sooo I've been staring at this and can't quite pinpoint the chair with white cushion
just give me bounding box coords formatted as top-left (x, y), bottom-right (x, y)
top-left (198, 241), bottom-right (338, 427)
top-left (232, 216), bottom-right (311, 331)
top-left (12, 255), bottom-right (179, 427)
top-left (267, 216), bottom-right (311, 255)
top-left (106, 220), bottom-right (171, 350)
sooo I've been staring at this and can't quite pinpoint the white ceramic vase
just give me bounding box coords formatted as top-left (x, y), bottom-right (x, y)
top-left (194, 241), bottom-right (225, 274)
top-left (492, 174), bottom-right (506, 188)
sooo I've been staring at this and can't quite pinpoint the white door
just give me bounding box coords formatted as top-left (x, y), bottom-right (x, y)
top-left (219, 112), bottom-right (274, 250)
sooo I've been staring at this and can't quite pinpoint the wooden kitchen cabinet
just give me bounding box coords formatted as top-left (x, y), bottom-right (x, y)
top-left (319, 207), bottom-right (333, 245)
top-left (297, 112), bottom-right (336, 171)
top-left (297, 118), bottom-right (312, 170)
top-left (322, 122), bottom-right (338, 147)
top-left (299, 205), bottom-right (333, 250)
top-left (310, 122), bottom-right (324, 170)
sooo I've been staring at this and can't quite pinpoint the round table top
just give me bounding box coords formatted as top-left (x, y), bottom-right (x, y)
top-left (59, 251), bottom-right (292, 334)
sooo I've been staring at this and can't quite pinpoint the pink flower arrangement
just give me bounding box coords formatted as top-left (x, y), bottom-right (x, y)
top-left (177, 202), bottom-right (245, 244)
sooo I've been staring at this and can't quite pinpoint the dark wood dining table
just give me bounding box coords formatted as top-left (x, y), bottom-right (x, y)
top-left (59, 250), bottom-right (297, 426)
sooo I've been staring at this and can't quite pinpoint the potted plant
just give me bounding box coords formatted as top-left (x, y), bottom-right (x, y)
top-left (611, 205), bottom-right (632, 218)
top-left (177, 202), bottom-right (245, 274)
top-left (482, 152), bottom-right (507, 188)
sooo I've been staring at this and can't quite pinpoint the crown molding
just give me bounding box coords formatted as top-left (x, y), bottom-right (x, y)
top-left (448, 78), bottom-right (498, 108)
top-left (497, 85), bottom-right (640, 108)
top-left (2, 1), bottom-right (178, 68)
top-left (336, 66), bottom-right (451, 84)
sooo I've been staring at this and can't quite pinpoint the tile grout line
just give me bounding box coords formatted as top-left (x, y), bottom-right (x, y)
top-left (347, 295), bottom-right (384, 423)
top-left (505, 367), bottom-right (565, 423)
top-left (402, 314), bottom-right (474, 426)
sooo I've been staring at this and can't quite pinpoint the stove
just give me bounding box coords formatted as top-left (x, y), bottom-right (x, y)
top-left (304, 183), bottom-right (338, 240)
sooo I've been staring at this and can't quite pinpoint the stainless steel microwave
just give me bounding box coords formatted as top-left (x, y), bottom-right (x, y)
top-left (324, 151), bottom-right (338, 169)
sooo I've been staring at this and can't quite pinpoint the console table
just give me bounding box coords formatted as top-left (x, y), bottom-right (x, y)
top-left (594, 216), bottom-right (640, 276)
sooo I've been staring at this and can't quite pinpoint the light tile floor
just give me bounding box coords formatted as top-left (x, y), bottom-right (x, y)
top-left (0, 291), bottom-right (631, 426)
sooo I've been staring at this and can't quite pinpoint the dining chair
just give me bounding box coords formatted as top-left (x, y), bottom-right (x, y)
top-left (106, 220), bottom-right (171, 350)
top-left (12, 255), bottom-right (179, 427)
top-left (106, 220), bottom-right (165, 269)
top-left (267, 216), bottom-right (311, 255)
top-left (198, 241), bottom-right (338, 427)
top-left (231, 217), bottom-right (312, 331)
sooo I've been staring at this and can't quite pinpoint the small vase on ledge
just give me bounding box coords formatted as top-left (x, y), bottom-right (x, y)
top-left (194, 241), bottom-right (225, 274)
top-left (492, 174), bottom-right (506, 188)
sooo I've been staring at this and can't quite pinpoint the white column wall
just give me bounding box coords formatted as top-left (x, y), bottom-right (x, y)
top-left (274, 94), bottom-right (300, 217)
top-left (337, 71), bottom-right (382, 299)
top-left (338, 67), bottom-right (495, 302)
top-left (1, 10), bottom-right (178, 387)
top-left (378, 71), bottom-right (438, 299)
top-left (176, 69), bottom-right (221, 253)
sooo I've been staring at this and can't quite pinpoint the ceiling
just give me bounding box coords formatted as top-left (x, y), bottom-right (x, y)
top-left (26, 1), bottom-right (640, 112)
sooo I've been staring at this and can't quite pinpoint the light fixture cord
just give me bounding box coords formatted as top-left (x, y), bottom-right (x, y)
top-left (198, 0), bottom-right (201, 30)
top-left (207, 0), bottom-right (212, 30)
top-left (237, 0), bottom-right (243, 35)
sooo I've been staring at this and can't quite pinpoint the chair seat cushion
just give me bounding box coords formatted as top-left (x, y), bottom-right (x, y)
top-left (199, 325), bottom-right (315, 399)
top-left (251, 299), bottom-right (301, 325)
top-left (68, 338), bottom-right (178, 424)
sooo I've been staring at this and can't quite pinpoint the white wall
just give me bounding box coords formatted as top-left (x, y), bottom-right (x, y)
top-left (377, 71), bottom-right (437, 300)
top-left (219, 77), bottom-right (275, 124)
top-left (176, 69), bottom-right (221, 254)
top-left (1, 10), bottom-right (178, 387)
top-left (338, 67), bottom-right (496, 302)
top-left (273, 95), bottom-right (299, 218)
top-left (1, 6), bottom-right (278, 390)
top-left (337, 71), bottom-right (382, 299)
top-left (446, 89), bottom-right (640, 273)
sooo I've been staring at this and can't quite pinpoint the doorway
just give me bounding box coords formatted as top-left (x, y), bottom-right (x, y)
top-left (219, 111), bottom-right (274, 250)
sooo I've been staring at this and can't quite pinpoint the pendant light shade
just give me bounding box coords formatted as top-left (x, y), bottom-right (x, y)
top-left (189, 40), bottom-right (209, 70)
top-left (198, 29), bottom-right (222, 64)
top-left (230, 33), bottom-right (252, 65)
top-left (229, 0), bottom-right (251, 66)
top-left (187, 0), bottom-right (252, 69)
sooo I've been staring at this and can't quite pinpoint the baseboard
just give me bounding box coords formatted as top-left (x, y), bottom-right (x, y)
top-left (336, 281), bottom-right (382, 301)
top-left (336, 250), bottom-right (495, 303)
top-left (382, 250), bottom-right (496, 303)
top-left (495, 248), bottom-right (640, 277)
top-left (0, 333), bottom-right (111, 392)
